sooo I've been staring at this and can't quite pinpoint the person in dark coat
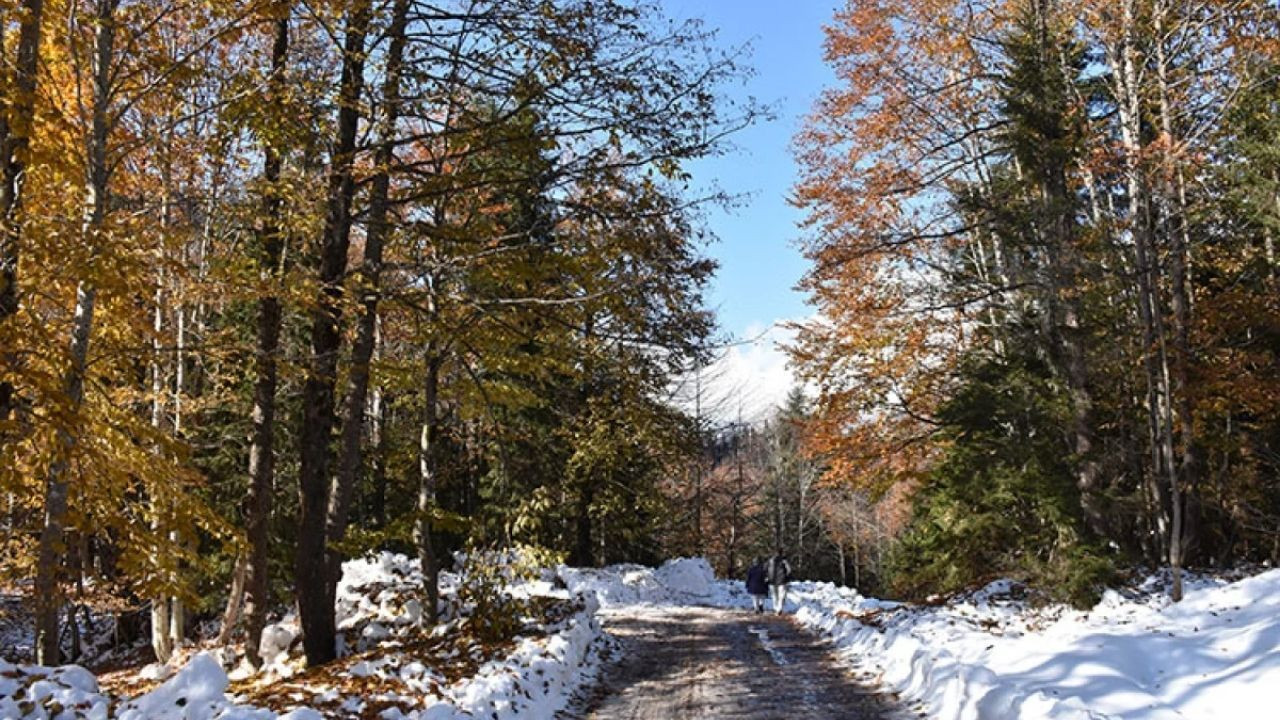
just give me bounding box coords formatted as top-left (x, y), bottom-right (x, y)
top-left (745, 557), bottom-right (768, 613)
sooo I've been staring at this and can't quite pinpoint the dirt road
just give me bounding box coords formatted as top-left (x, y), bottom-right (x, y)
top-left (564, 605), bottom-right (916, 719)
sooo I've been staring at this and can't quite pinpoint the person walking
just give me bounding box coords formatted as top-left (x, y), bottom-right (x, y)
top-left (745, 557), bottom-right (768, 613)
top-left (766, 551), bottom-right (791, 615)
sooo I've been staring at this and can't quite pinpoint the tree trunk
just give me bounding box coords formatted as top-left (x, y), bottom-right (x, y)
top-left (149, 264), bottom-right (173, 664)
top-left (573, 484), bottom-right (594, 566)
top-left (241, 11), bottom-right (289, 669)
top-left (0, 0), bottom-right (44, 429)
top-left (1110, 0), bottom-right (1183, 600)
top-left (691, 372), bottom-right (704, 556)
top-left (295, 0), bottom-right (371, 667)
top-left (1154, 20), bottom-right (1196, 599)
top-left (370, 387), bottom-right (389, 529)
top-left (853, 538), bottom-right (861, 588)
top-left (328, 0), bottom-right (409, 593)
top-left (796, 474), bottom-right (808, 564)
top-left (415, 355), bottom-right (442, 624)
top-left (34, 0), bottom-right (115, 666)
top-left (168, 592), bottom-right (185, 651)
top-left (166, 256), bottom-right (187, 653)
top-left (837, 542), bottom-right (846, 587)
top-left (217, 553), bottom-right (249, 647)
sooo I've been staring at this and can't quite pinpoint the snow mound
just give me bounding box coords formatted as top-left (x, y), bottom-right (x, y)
top-left (115, 653), bottom-right (230, 720)
top-left (654, 558), bottom-right (714, 598)
top-left (447, 595), bottom-right (604, 719)
top-left (560, 557), bottom-right (721, 607)
top-left (0, 661), bottom-right (108, 720)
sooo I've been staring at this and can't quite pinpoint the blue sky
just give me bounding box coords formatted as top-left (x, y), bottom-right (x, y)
top-left (661, 0), bottom-right (840, 418)
top-left (664, 0), bottom-right (838, 339)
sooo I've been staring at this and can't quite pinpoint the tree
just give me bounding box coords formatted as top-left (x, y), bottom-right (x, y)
top-left (294, 0), bottom-right (371, 667)
top-left (240, 4), bottom-right (291, 668)
top-left (0, 0), bottom-right (750, 669)
top-left (0, 0), bottom-right (46, 433)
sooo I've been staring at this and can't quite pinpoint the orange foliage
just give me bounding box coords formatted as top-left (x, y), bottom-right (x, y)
top-left (789, 0), bottom-right (1012, 496)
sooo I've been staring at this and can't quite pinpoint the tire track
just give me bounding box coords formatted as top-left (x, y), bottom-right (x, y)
top-left (562, 605), bottom-right (915, 719)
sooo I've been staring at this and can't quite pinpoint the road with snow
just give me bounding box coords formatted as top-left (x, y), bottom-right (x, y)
top-left (564, 605), bottom-right (914, 719)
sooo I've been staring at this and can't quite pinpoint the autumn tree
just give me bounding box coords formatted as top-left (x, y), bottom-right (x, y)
top-left (0, 0), bottom-right (45, 434)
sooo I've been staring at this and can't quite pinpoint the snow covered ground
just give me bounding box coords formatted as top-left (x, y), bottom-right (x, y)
top-left (5, 556), bottom-right (1278, 719)
top-left (564, 559), bottom-right (1280, 719)
top-left (557, 557), bottom-right (720, 608)
top-left (0, 552), bottom-right (612, 720)
top-left (725, 570), bottom-right (1280, 720)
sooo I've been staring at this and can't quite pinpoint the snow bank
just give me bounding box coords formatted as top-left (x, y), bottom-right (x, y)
top-left (445, 594), bottom-right (604, 719)
top-left (751, 569), bottom-right (1280, 720)
top-left (560, 557), bottom-right (722, 607)
top-left (0, 552), bottom-right (609, 720)
top-left (655, 558), bottom-right (714, 598)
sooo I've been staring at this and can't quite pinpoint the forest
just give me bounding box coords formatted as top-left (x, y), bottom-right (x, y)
top-left (2, 0), bottom-right (1279, 687)
top-left (0, 0), bottom-right (762, 670)
top-left (790, 0), bottom-right (1280, 606)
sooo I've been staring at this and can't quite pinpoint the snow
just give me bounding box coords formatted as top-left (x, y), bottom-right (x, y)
top-left (562, 558), bottom-right (1280, 719)
top-left (747, 625), bottom-right (789, 666)
top-left (654, 558), bottom-right (715, 598)
top-left (447, 595), bottom-right (603, 719)
top-left (761, 569), bottom-right (1280, 720)
top-left (559, 556), bottom-right (722, 607)
top-left (113, 653), bottom-right (228, 720)
top-left (0, 551), bottom-right (610, 720)
top-left (0, 661), bottom-right (111, 720)
top-left (8, 553), bottom-right (1278, 719)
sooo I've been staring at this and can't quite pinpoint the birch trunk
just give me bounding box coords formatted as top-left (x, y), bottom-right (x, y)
top-left (416, 355), bottom-right (442, 624)
top-left (1154, 5), bottom-right (1196, 600)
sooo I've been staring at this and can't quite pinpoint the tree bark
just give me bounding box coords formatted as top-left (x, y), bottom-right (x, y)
top-left (150, 264), bottom-right (173, 664)
top-left (241, 11), bottom-right (289, 669)
top-left (573, 483), bottom-right (594, 566)
top-left (369, 387), bottom-right (389, 529)
top-left (217, 553), bottom-right (249, 647)
top-left (295, 0), bottom-right (371, 667)
top-left (328, 0), bottom-right (409, 593)
top-left (1109, 0), bottom-right (1184, 600)
top-left (1153, 11), bottom-right (1196, 599)
top-left (837, 542), bottom-right (846, 587)
top-left (415, 355), bottom-right (443, 624)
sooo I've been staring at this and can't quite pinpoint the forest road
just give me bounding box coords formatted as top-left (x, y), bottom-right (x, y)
top-left (561, 605), bottom-right (918, 719)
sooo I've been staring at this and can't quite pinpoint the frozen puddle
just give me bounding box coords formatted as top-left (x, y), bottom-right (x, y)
top-left (749, 625), bottom-right (789, 666)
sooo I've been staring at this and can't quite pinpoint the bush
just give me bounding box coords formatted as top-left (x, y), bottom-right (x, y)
top-left (454, 544), bottom-right (563, 644)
